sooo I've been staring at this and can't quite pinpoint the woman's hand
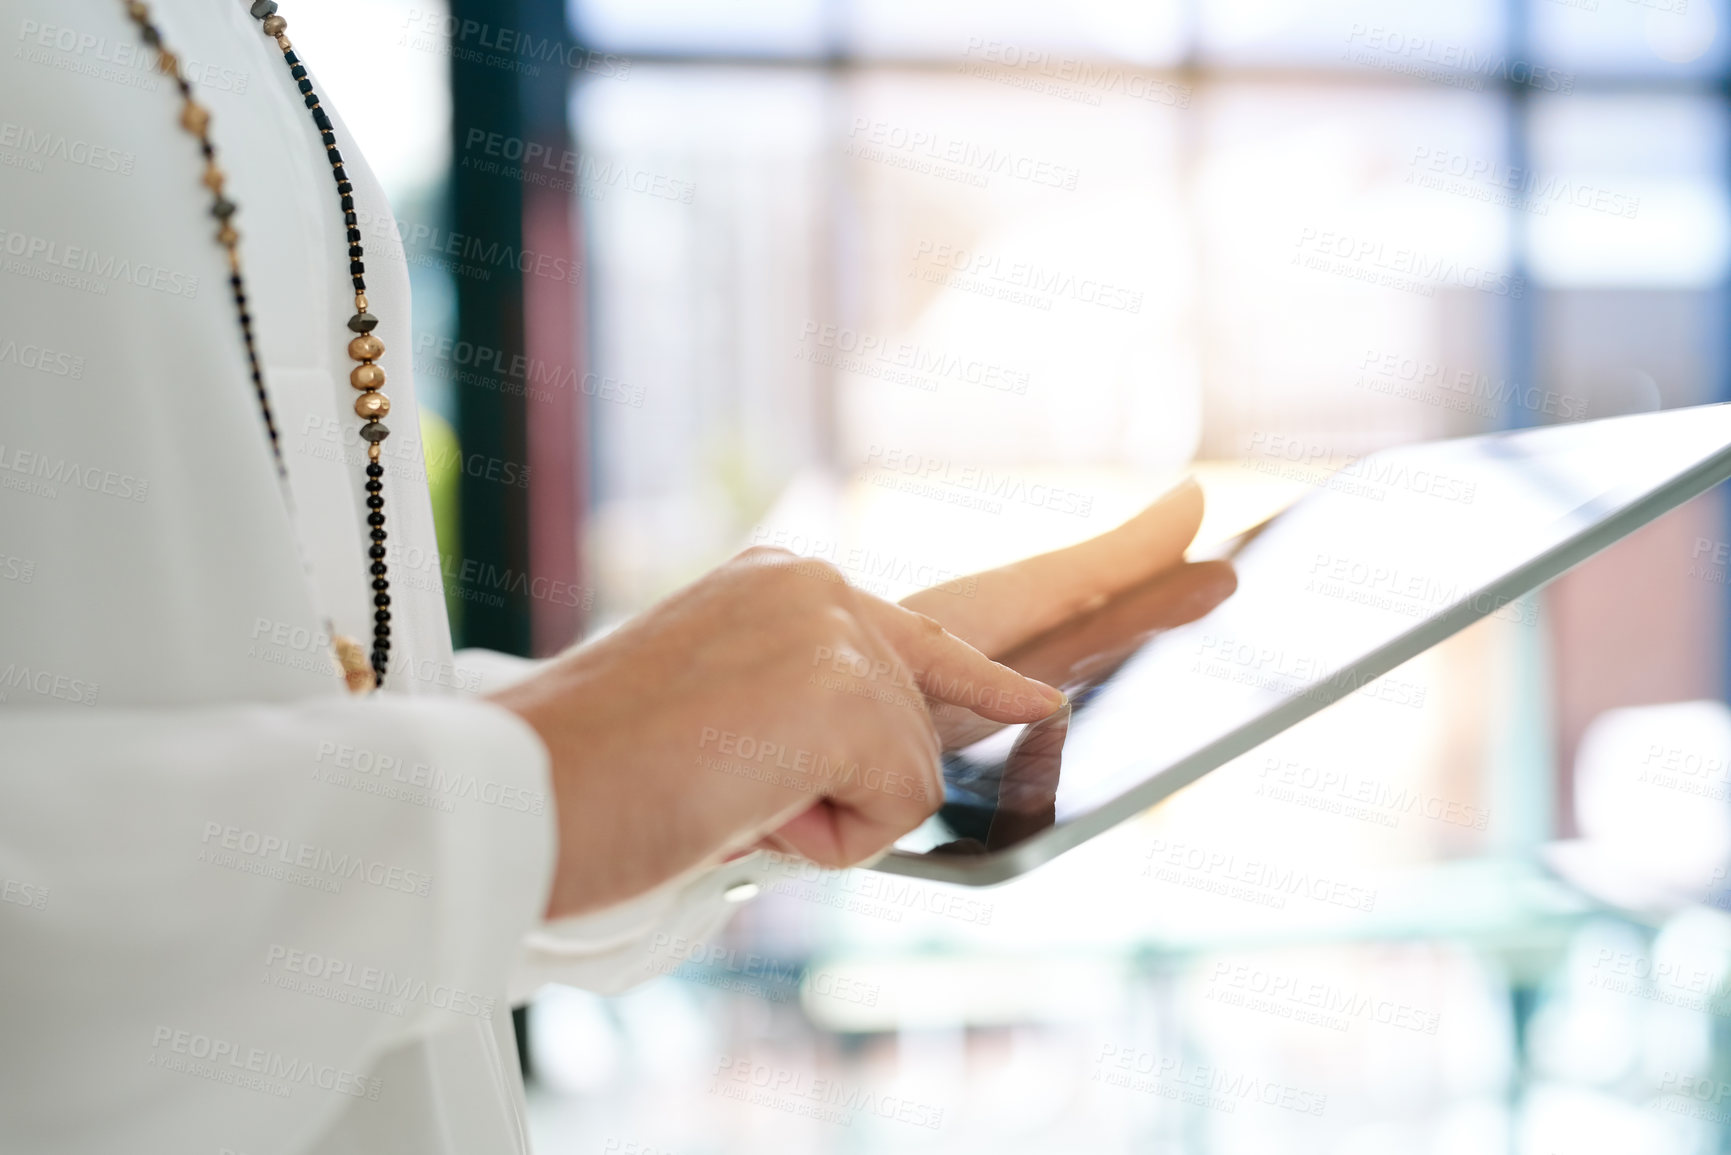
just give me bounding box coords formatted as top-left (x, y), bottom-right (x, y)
top-left (492, 478), bottom-right (1233, 919)
top-left (488, 547), bottom-right (1065, 919)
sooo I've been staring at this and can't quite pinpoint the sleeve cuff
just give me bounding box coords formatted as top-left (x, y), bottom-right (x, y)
top-left (508, 852), bottom-right (775, 1001)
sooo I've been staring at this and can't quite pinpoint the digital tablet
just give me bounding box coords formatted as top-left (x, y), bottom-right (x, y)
top-left (871, 402), bottom-right (1731, 886)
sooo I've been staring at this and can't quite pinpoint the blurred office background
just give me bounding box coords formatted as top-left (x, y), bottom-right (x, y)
top-left (300, 0), bottom-right (1731, 1150)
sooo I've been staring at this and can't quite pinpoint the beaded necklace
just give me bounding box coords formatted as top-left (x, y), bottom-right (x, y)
top-left (118, 0), bottom-right (392, 694)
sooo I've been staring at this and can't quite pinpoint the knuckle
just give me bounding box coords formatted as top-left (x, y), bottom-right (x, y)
top-left (797, 556), bottom-right (848, 587)
top-left (738, 549), bottom-right (854, 601)
top-left (908, 610), bottom-right (949, 638)
top-left (735, 544), bottom-right (794, 566)
top-left (814, 603), bottom-right (860, 640)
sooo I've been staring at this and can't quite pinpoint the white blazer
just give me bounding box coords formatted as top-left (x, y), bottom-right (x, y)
top-left (0, 2), bottom-right (766, 1151)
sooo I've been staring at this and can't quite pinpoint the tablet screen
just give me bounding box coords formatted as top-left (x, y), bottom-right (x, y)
top-left (899, 403), bottom-right (1731, 861)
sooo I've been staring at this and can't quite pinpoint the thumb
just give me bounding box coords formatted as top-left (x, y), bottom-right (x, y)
top-left (902, 476), bottom-right (1204, 655)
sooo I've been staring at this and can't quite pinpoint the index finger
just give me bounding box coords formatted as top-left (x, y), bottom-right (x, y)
top-left (858, 596), bottom-right (1067, 724)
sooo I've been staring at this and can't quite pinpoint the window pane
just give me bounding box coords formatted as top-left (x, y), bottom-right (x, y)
top-left (574, 67), bottom-right (830, 605)
top-left (844, 0), bottom-right (1188, 65)
top-left (1195, 82), bottom-right (1513, 453)
top-left (570, 0), bottom-right (831, 57)
top-left (1525, 0), bottom-right (1729, 78)
top-left (1527, 93), bottom-right (1731, 286)
top-left (1199, 0), bottom-right (1504, 71)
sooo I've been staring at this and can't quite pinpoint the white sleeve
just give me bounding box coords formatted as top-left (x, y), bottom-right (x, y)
top-left (0, 698), bottom-right (555, 1155)
top-left (453, 648), bottom-right (772, 1000)
top-left (511, 851), bottom-right (776, 1001)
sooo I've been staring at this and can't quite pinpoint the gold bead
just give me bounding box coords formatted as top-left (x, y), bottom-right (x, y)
top-left (350, 363), bottom-right (385, 391)
top-left (126, 1), bottom-right (149, 19)
top-left (348, 334), bottom-right (384, 362)
top-left (156, 50), bottom-right (179, 77)
top-left (202, 163), bottom-right (225, 192)
top-left (261, 14), bottom-right (287, 35)
top-left (354, 293), bottom-right (369, 312)
top-left (333, 635), bottom-right (376, 695)
top-left (355, 392), bottom-right (390, 420)
top-left (368, 442), bottom-right (381, 462)
top-left (180, 102), bottom-right (209, 134)
top-left (217, 224), bottom-right (238, 246)
top-left (275, 34), bottom-right (292, 50)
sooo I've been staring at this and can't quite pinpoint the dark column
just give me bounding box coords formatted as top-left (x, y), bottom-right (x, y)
top-left (448, 0), bottom-right (532, 655)
top-left (518, 0), bottom-right (588, 656)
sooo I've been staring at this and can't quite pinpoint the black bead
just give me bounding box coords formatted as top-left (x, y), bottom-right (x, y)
top-left (365, 478), bottom-right (382, 492)
top-left (350, 260), bottom-right (365, 276)
top-left (348, 312), bottom-right (379, 333)
top-left (371, 578), bottom-right (388, 591)
top-left (367, 512), bottom-right (385, 527)
top-left (340, 194), bottom-right (354, 211)
top-left (290, 64), bottom-right (306, 80)
top-left (337, 181), bottom-right (353, 195)
top-left (375, 609), bottom-right (391, 623)
top-left (343, 211), bottom-right (357, 227)
top-left (212, 198), bottom-right (237, 219)
top-left (332, 165), bottom-right (348, 182)
top-left (312, 107), bottom-right (332, 132)
top-left (176, 78), bottom-right (192, 97)
top-left (321, 134), bottom-right (336, 150)
top-left (200, 140), bottom-right (214, 159)
top-left (347, 227), bottom-right (362, 244)
top-left (353, 276), bottom-right (367, 292)
top-left (370, 562), bottom-right (387, 575)
top-left (366, 494), bottom-right (384, 509)
top-left (328, 148), bottom-right (344, 166)
top-left (374, 593), bottom-right (391, 607)
top-left (284, 50), bottom-right (300, 65)
top-left (370, 528), bottom-right (387, 541)
top-left (365, 462), bottom-right (383, 478)
top-left (238, 310), bottom-right (252, 328)
top-left (371, 656), bottom-right (387, 674)
top-left (376, 629), bottom-right (392, 642)
top-left (349, 244), bottom-right (364, 259)
top-left (298, 78), bottom-right (313, 95)
top-left (250, 0), bottom-right (279, 17)
top-left (368, 543), bottom-right (386, 558)
top-left (141, 24), bottom-right (161, 46)
top-left (304, 94), bottom-right (318, 109)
